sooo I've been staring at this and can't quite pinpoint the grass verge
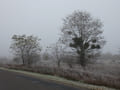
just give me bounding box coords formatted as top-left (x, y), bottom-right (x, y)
top-left (0, 67), bottom-right (117, 90)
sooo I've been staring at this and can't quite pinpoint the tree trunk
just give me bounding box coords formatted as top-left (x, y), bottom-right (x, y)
top-left (21, 54), bottom-right (25, 65)
top-left (80, 52), bottom-right (86, 67)
top-left (80, 45), bottom-right (86, 67)
top-left (58, 59), bottom-right (61, 68)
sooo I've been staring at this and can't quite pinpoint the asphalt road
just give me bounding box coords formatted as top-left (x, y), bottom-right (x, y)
top-left (0, 69), bottom-right (88, 90)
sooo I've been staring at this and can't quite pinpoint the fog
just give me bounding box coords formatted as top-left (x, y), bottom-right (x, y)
top-left (0, 0), bottom-right (120, 57)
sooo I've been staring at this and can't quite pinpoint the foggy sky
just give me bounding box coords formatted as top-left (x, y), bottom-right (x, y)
top-left (0, 0), bottom-right (120, 57)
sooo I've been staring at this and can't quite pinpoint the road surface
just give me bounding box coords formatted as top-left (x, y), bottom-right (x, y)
top-left (0, 69), bottom-right (88, 90)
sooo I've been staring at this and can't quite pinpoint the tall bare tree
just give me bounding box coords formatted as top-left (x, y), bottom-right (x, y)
top-left (10, 34), bottom-right (42, 66)
top-left (61, 11), bottom-right (106, 67)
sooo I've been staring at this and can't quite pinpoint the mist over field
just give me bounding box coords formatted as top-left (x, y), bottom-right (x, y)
top-left (0, 0), bottom-right (120, 90)
top-left (0, 0), bottom-right (120, 57)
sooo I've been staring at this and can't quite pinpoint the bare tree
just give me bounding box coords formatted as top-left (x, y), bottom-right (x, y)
top-left (50, 42), bottom-right (65, 68)
top-left (60, 11), bottom-right (106, 67)
top-left (10, 34), bottom-right (42, 66)
top-left (42, 48), bottom-right (51, 60)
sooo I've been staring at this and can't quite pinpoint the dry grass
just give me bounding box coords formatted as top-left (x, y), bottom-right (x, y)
top-left (0, 67), bottom-right (116, 90)
top-left (4, 63), bottom-right (120, 89)
top-left (1, 55), bottom-right (120, 89)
